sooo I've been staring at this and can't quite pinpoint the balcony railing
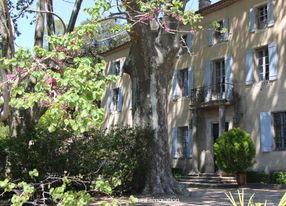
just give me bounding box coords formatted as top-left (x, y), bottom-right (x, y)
top-left (190, 83), bottom-right (234, 106)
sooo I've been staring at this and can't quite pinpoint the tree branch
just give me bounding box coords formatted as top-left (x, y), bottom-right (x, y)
top-left (67, 0), bottom-right (83, 32)
top-left (27, 9), bottom-right (67, 34)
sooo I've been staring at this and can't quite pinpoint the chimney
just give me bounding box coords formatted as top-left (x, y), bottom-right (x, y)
top-left (199, 0), bottom-right (211, 10)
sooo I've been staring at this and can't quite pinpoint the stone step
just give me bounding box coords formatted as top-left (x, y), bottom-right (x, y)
top-left (181, 175), bottom-right (236, 180)
top-left (179, 181), bottom-right (238, 189)
top-left (178, 173), bottom-right (238, 188)
top-left (180, 178), bottom-right (237, 184)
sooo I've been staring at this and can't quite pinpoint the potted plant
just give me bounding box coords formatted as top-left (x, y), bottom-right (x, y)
top-left (214, 128), bottom-right (256, 186)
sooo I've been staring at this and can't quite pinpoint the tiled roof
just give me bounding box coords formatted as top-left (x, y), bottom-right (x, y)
top-left (197, 0), bottom-right (241, 16)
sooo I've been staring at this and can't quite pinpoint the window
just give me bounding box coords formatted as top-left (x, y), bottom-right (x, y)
top-left (180, 35), bottom-right (188, 53)
top-left (208, 18), bottom-right (229, 46)
top-left (177, 127), bottom-right (188, 158)
top-left (108, 87), bottom-right (123, 113)
top-left (110, 60), bottom-right (121, 75)
top-left (213, 59), bottom-right (225, 94)
top-left (273, 112), bottom-right (286, 151)
top-left (257, 5), bottom-right (268, 29)
top-left (256, 46), bottom-right (269, 81)
top-left (178, 69), bottom-right (189, 97)
top-left (245, 42), bottom-right (278, 85)
top-left (179, 33), bottom-right (192, 55)
top-left (172, 66), bottom-right (194, 100)
top-left (249, 0), bottom-right (274, 33)
top-left (112, 88), bottom-right (120, 111)
top-left (172, 126), bottom-right (192, 158)
top-left (214, 20), bottom-right (224, 43)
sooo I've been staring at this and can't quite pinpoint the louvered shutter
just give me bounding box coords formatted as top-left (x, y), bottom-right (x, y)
top-left (204, 61), bottom-right (212, 101)
top-left (249, 8), bottom-right (256, 33)
top-left (260, 112), bottom-right (273, 152)
top-left (108, 89), bottom-right (113, 113)
top-left (188, 65), bottom-right (194, 97)
top-left (222, 18), bottom-right (229, 41)
top-left (186, 126), bottom-right (193, 158)
top-left (172, 71), bottom-right (178, 101)
top-left (268, 42), bottom-right (278, 81)
top-left (208, 24), bottom-right (214, 46)
top-left (117, 88), bottom-right (123, 112)
top-left (225, 55), bottom-right (233, 101)
top-left (172, 128), bottom-right (178, 158)
top-left (267, 0), bottom-right (275, 27)
top-left (186, 33), bottom-right (193, 52)
top-left (245, 48), bottom-right (254, 85)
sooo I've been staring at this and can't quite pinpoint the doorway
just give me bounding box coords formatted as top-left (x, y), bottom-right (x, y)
top-left (212, 122), bottom-right (229, 172)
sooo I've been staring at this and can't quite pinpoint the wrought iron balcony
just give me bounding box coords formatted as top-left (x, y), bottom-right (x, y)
top-left (190, 83), bottom-right (234, 107)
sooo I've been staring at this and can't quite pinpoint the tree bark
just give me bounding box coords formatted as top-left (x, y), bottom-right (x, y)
top-left (125, 16), bottom-right (187, 195)
top-left (67, 0), bottom-right (83, 32)
top-left (0, 0), bottom-right (14, 121)
top-left (34, 0), bottom-right (45, 47)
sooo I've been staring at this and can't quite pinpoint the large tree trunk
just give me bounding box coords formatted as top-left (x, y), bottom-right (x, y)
top-left (125, 18), bottom-right (187, 194)
top-left (0, 0), bottom-right (14, 122)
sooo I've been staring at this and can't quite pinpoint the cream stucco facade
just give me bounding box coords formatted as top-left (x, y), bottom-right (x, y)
top-left (101, 0), bottom-right (286, 174)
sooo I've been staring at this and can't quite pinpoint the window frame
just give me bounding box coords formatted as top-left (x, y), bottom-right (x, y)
top-left (256, 4), bottom-right (268, 30)
top-left (112, 88), bottom-right (120, 111)
top-left (212, 58), bottom-right (225, 94)
top-left (178, 68), bottom-right (189, 97)
top-left (273, 112), bottom-right (286, 151)
top-left (213, 20), bottom-right (224, 44)
top-left (256, 46), bottom-right (269, 81)
top-left (177, 126), bottom-right (188, 158)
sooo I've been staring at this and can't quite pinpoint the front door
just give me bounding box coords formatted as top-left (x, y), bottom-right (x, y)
top-left (212, 123), bottom-right (219, 172)
top-left (212, 122), bottom-right (229, 172)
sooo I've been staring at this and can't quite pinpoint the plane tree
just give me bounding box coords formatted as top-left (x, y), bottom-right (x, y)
top-left (0, 0), bottom-right (203, 195)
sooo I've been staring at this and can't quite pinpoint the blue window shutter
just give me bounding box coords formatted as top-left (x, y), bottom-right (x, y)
top-left (188, 65), bottom-right (194, 97)
top-left (267, 0), bottom-right (275, 27)
top-left (204, 61), bottom-right (212, 101)
top-left (208, 24), bottom-right (214, 46)
top-left (249, 8), bottom-right (256, 33)
top-left (119, 58), bottom-right (125, 77)
top-left (117, 88), bottom-right (123, 112)
top-left (172, 128), bottom-right (178, 158)
top-left (268, 42), bottom-right (278, 81)
top-left (172, 71), bottom-right (178, 101)
top-left (260, 112), bottom-right (273, 152)
top-left (245, 48), bottom-right (254, 85)
top-left (222, 18), bottom-right (229, 41)
top-left (225, 55), bottom-right (233, 100)
top-left (186, 33), bottom-right (193, 52)
top-left (186, 126), bottom-right (193, 158)
top-left (108, 89), bottom-right (113, 113)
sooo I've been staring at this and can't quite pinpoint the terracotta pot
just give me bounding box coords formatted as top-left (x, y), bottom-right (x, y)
top-left (236, 172), bottom-right (247, 186)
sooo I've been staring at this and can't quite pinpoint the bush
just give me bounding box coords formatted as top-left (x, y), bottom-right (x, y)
top-left (247, 171), bottom-right (270, 184)
top-left (247, 171), bottom-right (286, 185)
top-left (214, 128), bottom-right (256, 173)
top-left (0, 126), bottom-right (152, 193)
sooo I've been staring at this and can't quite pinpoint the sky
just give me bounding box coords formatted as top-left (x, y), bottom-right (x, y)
top-left (12, 0), bottom-right (219, 49)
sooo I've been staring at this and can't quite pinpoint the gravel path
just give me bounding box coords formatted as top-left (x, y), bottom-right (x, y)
top-left (135, 188), bottom-right (286, 206)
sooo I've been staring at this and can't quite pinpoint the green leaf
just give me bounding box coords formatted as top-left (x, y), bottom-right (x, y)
top-left (58, 52), bottom-right (66, 60)
top-left (28, 169), bottom-right (39, 178)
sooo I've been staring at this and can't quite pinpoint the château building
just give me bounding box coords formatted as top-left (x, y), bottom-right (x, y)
top-left (100, 0), bottom-right (286, 174)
